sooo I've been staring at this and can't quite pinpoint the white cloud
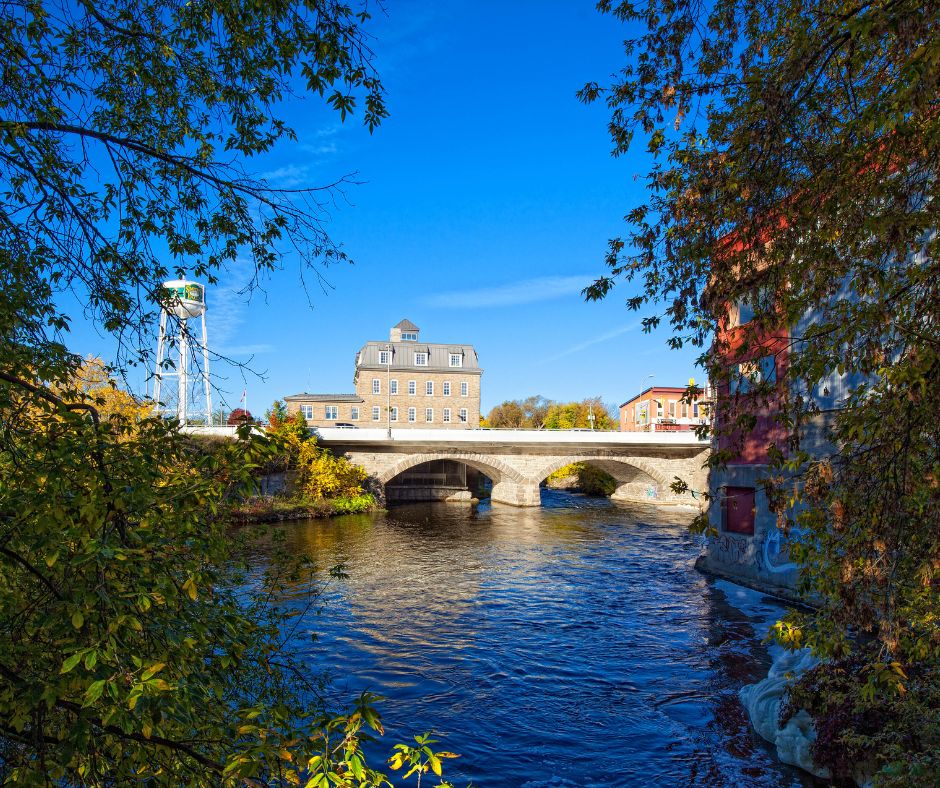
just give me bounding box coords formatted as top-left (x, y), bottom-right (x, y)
top-left (220, 343), bottom-right (275, 356)
top-left (540, 322), bottom-right (642, 363)
top-left (422, 275), bottom-right (593, 309)
top-left (260, 163), bottom-right (311, 189)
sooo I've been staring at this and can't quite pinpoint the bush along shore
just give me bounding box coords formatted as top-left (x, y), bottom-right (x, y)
top-left (194, 401), bottom-right (385, 526)
top-left (231, 492), bottom-right (380, 524)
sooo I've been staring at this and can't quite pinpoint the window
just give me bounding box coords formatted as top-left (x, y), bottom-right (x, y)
top-left (722, 486), bottom-right (756, 535)
top-left (681, 402), bottom-right (689, 418)
top-left (390, 407), bottom-right (398, 422)
top-left (379, 350), bottom-right (390, 365)
top-left (402, 332), bottom-right (418, 341)
top-left (668, 400), bottom-right (676, 418)
top-left (460, 382), bottom-right (468, 397)
top-left (390, 379), bottom-right (398, 395)
top-left (351, 407), bottom-right (359, 420)
top-left (414, 352), bottom-right (428, 366)
top-left (300, 405), bottom-right (313, 419)
top-left (449, 354), bottom-right (462, 367)
top-left (408, 380), bottom-right (416, 395)
top-left (443, 408), bottom-right (451, 423)
top-left (733, 298), bottom-right (755, 327)
top-left (636, 401), bottom-right (649, 426)
top-left (325, 406), bottom-right (338, 420)
top-left (372, 378), bottom-right (380, 394)
top-left (372, 406), bottom-right (380, 421)
top-left (458, 408), bottom-right (468, 423)
top-left (655, 399), bottom-right (664, 418)
top-left (407, 407), bottom-right (416, 422)
top-left (443, 382), bottom-right (451, 396)
top-left (759, 355), bottom-right (777, 384)
top-left (426, 381), bottom-right (434, 395)
top-left (425, 408), bottom-right (433, 423)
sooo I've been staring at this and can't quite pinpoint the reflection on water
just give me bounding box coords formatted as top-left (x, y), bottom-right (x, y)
top-left (253, 490), bottom-right (812, 787)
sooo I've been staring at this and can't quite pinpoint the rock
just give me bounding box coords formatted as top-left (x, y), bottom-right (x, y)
top-left (740, 648), bottom-right (831, 780)
top-left (444, 490), bottom-right (473, 503)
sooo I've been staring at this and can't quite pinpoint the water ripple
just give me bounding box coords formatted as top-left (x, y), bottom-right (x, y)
top-left (255, 489), bottom-right (812, 787)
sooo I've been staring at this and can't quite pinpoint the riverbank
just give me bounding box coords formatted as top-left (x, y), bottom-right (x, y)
top-left (230, 494), bottom-right (381, 524)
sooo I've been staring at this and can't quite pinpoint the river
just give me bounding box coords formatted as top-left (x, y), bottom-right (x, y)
top-left (254, 489), bottom-right (812, 787)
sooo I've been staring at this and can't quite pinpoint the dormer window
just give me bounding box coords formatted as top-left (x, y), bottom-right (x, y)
top-left (414, 352), bottom-right (428, 366)
top-left (402, 332), bottom-right (418, 341)
top-left (379, 350), bottom-right (390, 364)
top-left (449, 353), bottom-right (462, 368)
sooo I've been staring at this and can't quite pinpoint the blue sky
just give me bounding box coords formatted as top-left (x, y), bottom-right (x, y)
top-left (71, 1), bottom-right (702, 416)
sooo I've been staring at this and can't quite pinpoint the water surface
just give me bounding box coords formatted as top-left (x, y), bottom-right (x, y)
top-left (257, 490), bottom-right (810, 787)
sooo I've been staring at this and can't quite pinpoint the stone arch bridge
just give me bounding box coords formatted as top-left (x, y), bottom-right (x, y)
top-left (314, 428), bottom-right (710, 507)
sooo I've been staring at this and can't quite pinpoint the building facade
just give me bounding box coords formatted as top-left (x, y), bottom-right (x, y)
top-left (285, 320), bottom-right (482, 429)
top-left (619, 385), bottom-right (711, 432)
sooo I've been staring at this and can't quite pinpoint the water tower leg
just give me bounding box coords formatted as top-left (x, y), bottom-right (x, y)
top-left (154, 309), bottom-right (167, 413)
top-left (200, 311), bottom-right (212, 424)
top-left (178, 319), bottom-right (188, 425)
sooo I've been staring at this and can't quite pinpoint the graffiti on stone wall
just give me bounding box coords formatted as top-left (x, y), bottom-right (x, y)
top-left (712, 533), bottom-right (751, 566)
top-left (761, 524), bottom-right (799, 574)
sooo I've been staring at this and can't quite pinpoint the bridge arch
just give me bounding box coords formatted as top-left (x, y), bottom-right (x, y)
top-left (377, 451), bottom-right (527, 486)
top-left (533, 455), bottom-right (683, 503)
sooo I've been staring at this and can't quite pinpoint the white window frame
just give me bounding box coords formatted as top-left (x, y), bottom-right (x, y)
top-left (372, 406), bottom-right (380, 421)
top-left (425, 381), bottom-right (434, 395)
top-left (443, 381), bottom-right (451, 396)
top-left (414, 352), bottom-right (428, 366)
top-left (390, 407), bottom-right (398, 422)
top-left (372, 378), bottom-right (381, 395)
top-left (351, 407), bottom-right (359, 421)
top-left (460, 382), bottom-right (468, 397)
top-left (668, 400), bottom-right (676, 418)
top-left (390, 379), bottom-right (398, 395)
top-left (408, 380), bottom-right (416, 395)
top-left (443, 408), bottom-right (451, 423)
top-left (407, 407), bottom-right (416, 422)
top-left (425, 408), bottom-right (433, 423)
top-left (402, 331), bottom-right (418, 341)
top-left (655, 399), bottom-right (664, 418)
top-left (379, 350), bottom-right (390, 364)
top-left (449, 354), bottom-right (462, 368)
top-left (458, 408), bottom-right (468, 423)
top-left (325, 406), bottom-right (338, 420)
top-left (300, 404), bottom-right (313, 419)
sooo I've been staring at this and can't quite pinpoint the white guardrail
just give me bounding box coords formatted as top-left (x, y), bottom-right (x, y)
top-left (180, 426), bottom-right (709, 446)
top-left (311, 427), bottom-right (709, 445)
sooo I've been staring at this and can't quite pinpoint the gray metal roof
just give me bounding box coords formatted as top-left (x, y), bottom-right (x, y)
top-left (355, 341), bottom-right (481, 373)
top-left (394, 318), bottom-right (419, 331)
top-left (284, 393), bottom-right (364, 402)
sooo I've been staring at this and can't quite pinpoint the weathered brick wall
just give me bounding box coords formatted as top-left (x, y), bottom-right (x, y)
top-left (354, 370), bottom-right (481, 428)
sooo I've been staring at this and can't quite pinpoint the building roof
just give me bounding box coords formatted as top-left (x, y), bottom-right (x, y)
top-left (619, 386), bottom-right (691, 408)
top-left (394, 318), bottom-right (419, 331)
top-left (284, 393), bottom-right (364, 403)
top-left (355, 341), bottom-right (481, 373)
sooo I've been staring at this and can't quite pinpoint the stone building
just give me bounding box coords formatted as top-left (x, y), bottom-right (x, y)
top-left (285, 319), bottom-right (482, 429)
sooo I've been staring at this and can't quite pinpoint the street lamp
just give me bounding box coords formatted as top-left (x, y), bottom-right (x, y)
top-left (385, 343), bottom-right (392, 439)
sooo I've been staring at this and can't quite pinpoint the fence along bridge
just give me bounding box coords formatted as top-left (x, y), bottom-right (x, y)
top-left (312, 428), bottom-right (709, 507)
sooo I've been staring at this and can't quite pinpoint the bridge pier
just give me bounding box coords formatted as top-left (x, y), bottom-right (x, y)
top-left (491, 480), bottom-right (541, 507)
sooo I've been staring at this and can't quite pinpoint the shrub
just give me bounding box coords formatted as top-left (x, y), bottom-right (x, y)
top-left (296, 441), bottom-right (367, 501)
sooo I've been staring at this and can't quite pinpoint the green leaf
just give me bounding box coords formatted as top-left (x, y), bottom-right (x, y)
top-left (60, 652), bottom-right (83, 674)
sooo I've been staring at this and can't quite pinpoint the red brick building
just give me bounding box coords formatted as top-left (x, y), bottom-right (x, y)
top-left (619, 385), bottom-right (711, 432)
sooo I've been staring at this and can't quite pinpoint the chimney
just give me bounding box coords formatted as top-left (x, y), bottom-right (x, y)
top-left (390, 325), bottom-right (402, 342)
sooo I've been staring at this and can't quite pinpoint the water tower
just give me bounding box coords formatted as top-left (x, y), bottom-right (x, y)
top-left (153, 280), bottom-right (212, 425)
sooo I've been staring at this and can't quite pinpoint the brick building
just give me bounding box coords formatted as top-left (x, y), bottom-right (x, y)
top-left (619, 384), bottom-right (711, 432)
top-left (285, 320), bottom-right (482, 429)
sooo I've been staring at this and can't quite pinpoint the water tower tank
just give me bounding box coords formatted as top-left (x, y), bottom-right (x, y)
top-left (162, 279), bottom-right (205, 319)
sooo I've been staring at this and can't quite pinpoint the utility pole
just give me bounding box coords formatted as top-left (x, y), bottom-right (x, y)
top-left (386, 343), bottom-right (392, 439)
